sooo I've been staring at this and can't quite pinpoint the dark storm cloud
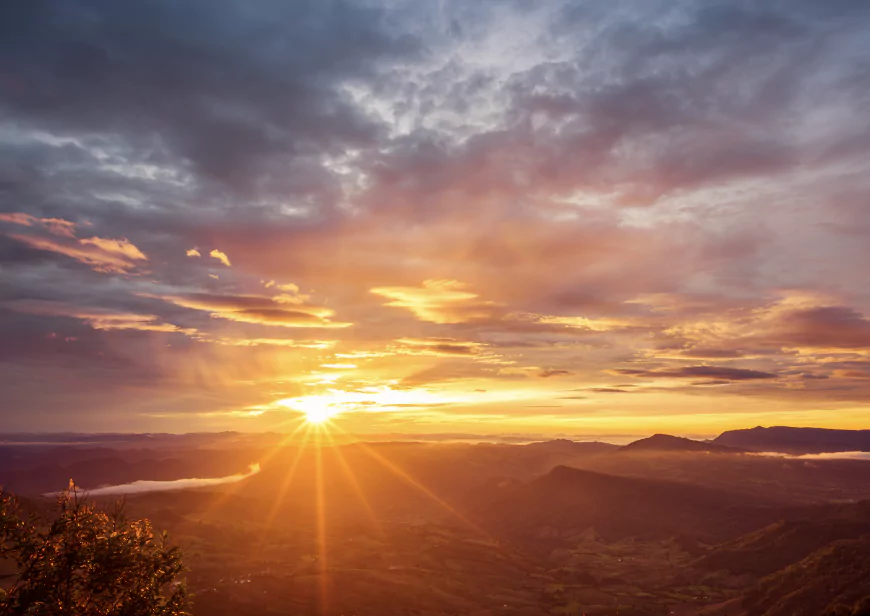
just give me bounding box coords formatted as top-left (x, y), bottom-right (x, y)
top-left (0, 0), bottom-right (415, 194)
top-left (358, 0), bottom-right (870, 214)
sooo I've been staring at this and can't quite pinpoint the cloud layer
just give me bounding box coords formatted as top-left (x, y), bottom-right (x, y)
top-left (1, 0), bottom-right (870, 434)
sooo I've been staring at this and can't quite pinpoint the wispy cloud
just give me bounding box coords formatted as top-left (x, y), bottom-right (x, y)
top-left (372, 280), bottom-right (500, 324)
top-left (612, 366), bottom-right (779, 381)
top-left (7, 234), bottom-right (147, 273)
top-left (3, 299), bottom-right (186, 333)
top-left (0, 213), bottom-right (78, 237)
top-left (147, 292), bottom-right (351, 328)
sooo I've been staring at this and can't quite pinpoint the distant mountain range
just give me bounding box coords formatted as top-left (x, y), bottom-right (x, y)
top-left (618, 433), bottom-right (745, 454)
top-left (713, 426), bottom-right (870, 454)
top-left (618, 427), bottom-right (870, 456)
top-left (3, 426), bottom-right (869, 455)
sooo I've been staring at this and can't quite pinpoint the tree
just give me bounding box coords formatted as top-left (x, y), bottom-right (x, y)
top-left (0, 483), bottom-right (189, 616)
top-left (825, 598), bottom-right (870, 616)
top-left (851, 597), bottom-right (870, 616)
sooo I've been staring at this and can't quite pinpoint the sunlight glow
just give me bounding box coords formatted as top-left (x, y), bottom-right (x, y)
top-left (274, 382), bottom-right (549, 428)
top-left (294, 398), bottom-right (343, 424)
top-left (278, 384), bottom-right (467, 423)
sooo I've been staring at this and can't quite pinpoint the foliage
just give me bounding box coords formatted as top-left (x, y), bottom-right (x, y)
top-left (0, 483), bottom-right (189, 616)
top-left (825, 597), bottom-right (870, 616)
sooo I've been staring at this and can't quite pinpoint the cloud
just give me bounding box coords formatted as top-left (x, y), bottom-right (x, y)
top-left (655, 294), bottom-right (870, 360)
top-left (3, 299), bottom-right (185, 333)
top-left (0, 213), bottom-right (37, 226)
top-left (209, 249), bottom-right (231, 267)
top-left (147, 292), bottom-right (351, 329)
top-left (7, 233), bottom-right (147, 273)
top-left (79, 237), bottom-right (147, 261)
top-left (263, 280), bottom-right (299, 291)
top-left (612, 366), bottom-right (779, 381)
top-left (533, 315), bottom-right (633, 332)
top-left (186, 248), bottom-right (201, 257)
top-left (371, 280), bottom-right (500, 324)
top-left (395, 337), bottom-right (486, 356)
top-left (196, 336), bottom-right (334, 349)
top-left (0, 212), bottom-right (77, 237)
top-left (796, 452), bottom-right (870, 461)
top-left (539, 368), bottom-right (571, 378)
top-left (2, 0), bottom-right (870, 430)
top-left (54, 463), bottom-right (261, 496)
top-left (2, 211), bottom-right (146, 273)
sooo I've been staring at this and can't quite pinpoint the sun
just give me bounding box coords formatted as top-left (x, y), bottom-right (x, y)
top-left (295, 399), bottom-right (341, 424)
top-left (304, 406), bottom-right (335, 424)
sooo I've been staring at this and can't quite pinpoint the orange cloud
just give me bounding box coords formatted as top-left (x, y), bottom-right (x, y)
top-left (0, 212), bottom-right (35, 226)
top-left (532, 314), bottom-right (633, 332)
top-left (147, 292), bottom-right (351, 328)
top-left (194, 335), bottom-right (335, 348)
top-left (262, 280), bottom-right (309, 304)
top-left (210, 249), bottom-right (231, 267)
top-left (371, 279), bottom-right (500, 323)
top-left (79, 236), bottom-right (147, 261)
top-left (653, 292), bottom-right (870, 359)
top-left (186, 248), bottom-right (202, 257)
top-left (3, 300), bottom-right (186, 333)
top-left (0, 212), bottom-right (77, 237)
top-left (8, 233), bottom-right (147, 273)
top-left (395, 337), bottom-right (486, 356)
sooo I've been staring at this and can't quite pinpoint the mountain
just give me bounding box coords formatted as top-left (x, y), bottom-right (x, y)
top-left (619, 433), bottom-right (745, 454)
top-left (473, 465), bottom-right (780, 544)
top-left (713, 426), bottom-right (870, 454)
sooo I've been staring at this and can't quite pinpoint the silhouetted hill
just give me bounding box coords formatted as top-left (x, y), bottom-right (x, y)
top-left (620, 433), bottom-right (744, 454)
top-left (714, 426), bottom-right (870, 454)
top-left (741, 536), bottom-right (870, 616)
top-left (473, 465), bottom-right (781, 544)
top-left (701, 500), bottom-right (870, 576)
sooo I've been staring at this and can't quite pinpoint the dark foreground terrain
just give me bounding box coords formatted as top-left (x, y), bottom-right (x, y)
top-left (2, 430), bottom-right (870, 615)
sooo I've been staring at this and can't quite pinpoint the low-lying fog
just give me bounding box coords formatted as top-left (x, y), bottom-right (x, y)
top-left (45, 463), bottom-right (261, 497)
top-left (759, 451), bottom-right (870, 461)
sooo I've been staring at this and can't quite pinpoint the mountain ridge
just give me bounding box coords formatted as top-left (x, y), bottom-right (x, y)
top-left (620, 433), bottom-right (745, 454)
top-left (714, 426), bottom-right (870, 454)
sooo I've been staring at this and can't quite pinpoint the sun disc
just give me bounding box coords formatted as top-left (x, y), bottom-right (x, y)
top-left (302, 403), bottom-right (339, 424)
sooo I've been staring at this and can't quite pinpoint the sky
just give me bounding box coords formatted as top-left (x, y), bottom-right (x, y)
top-left (1, 0), bottom-right (870, 436)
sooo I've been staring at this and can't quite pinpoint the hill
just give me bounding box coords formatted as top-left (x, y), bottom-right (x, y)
top-left (472, 465), bottom-right (781, 544)
top-left (741, 537), bottom-right (870, 616)
top-left (620, 433), bottom-right (744, 454)
top-left (714, 426), bottom-right (870, 454)
top-left (700, 500), bottom-right (870, 576)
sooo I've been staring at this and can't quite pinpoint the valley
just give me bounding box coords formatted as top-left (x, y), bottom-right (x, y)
top-left (4, 430), bottom-right (870, 615)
